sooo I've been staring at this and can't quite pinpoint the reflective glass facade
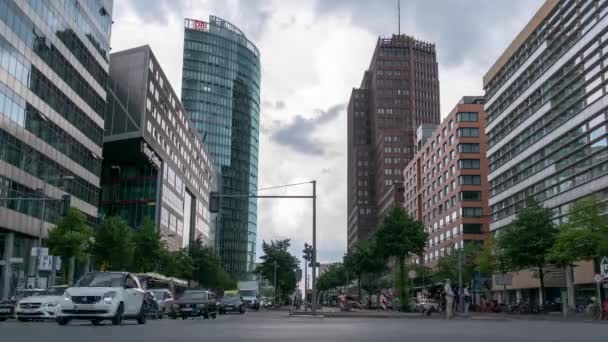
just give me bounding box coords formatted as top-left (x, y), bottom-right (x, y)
top-left (182, 16), bottom-right (260, 279)
top-left (0, 0), bottom-right (113, 298)
top-left (484, 0), bottom-right (608, 230)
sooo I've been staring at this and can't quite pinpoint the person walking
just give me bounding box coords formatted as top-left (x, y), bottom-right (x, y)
top-left (463, 286), bottom-right (471, 317)
top-left (444, 279), bottom-right (455, 319)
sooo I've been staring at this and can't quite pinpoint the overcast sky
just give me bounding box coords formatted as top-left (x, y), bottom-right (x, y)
top-left (111, 0), bottom-right (544, 264)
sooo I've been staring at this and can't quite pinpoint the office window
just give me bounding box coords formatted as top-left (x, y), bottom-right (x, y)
top-left (462, 223), bottom-right (483, 234)
top-left (462, 207), bottom-right (482, 218)
top-left (458, 143), bottom-right (480, 153)
top-left (457, 112), bottom-right (479, 122)
top-left (459, 175), bottom-right (481, 185)
top-left (459, 159), bottom-right (480, 169)
top-left (460, 191), bottom-right (481, 201)
top-left (457, 127), bottom-right (479, 137)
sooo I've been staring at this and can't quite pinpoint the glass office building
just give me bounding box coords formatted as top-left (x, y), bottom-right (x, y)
top-left (182, 16), bottom-right (260, 279)
top-left (0, 0), bottom-right (113, 298)
top-left (102, 46), bottom-right (215, 251)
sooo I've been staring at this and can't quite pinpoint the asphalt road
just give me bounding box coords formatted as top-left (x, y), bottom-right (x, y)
top-left (1, 310), bottom-right (606, 342)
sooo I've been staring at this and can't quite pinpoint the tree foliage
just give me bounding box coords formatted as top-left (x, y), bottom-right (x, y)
top-left (158, 248), bottom-right (194, 280)
top-left (548, 197), bottom-right (608, 266)
top-left (316, 263), bottom-right (347, 292)
top-left (344, 239), bottom-right (386, 297)
top-left (496, 199), bottom-right (558, 301)
top-left (187, 238), bottom-right (236, 290)
top-left (90, 216), bottom-right (133, 271)
top-left (47, 208), bottom-right (93, 261)
top-left (374, 206), bottom-right (427, 310)
top-left (432, 243), bottom-right (480, 284)
top-left (256, 239), bottom-right (299, 301)
top-left (131, 217), bottom-right (163, 273)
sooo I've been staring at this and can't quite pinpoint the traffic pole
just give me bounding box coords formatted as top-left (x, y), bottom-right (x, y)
top-left (311, 180), bottom-right (317, 316)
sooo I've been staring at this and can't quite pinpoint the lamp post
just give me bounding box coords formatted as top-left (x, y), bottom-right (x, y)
top-left (34, 175), bottom-right (74, 288)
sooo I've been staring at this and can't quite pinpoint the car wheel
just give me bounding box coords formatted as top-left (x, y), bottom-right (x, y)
top-left (137, 304), bottom-right (147, 325)
top-left (211, 312), bottom-right (217, 319)
top-left (57, 317), bottom-right (70, 326)
top-left (240, 307), bottom-right (245, 314)
top-left (91, 319), bottom-right (103, 325)
top-left (112, 303), bottom-right (124, 326)
top-left (0, 318), bottom-right (6, 322)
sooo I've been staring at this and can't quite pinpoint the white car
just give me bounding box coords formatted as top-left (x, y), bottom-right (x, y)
top-left (57, 272), bottom-right (146, 326)
top-left (15, 286), bottom-right (67, 321)
top-left (148, 289), bottom-right (174, 317)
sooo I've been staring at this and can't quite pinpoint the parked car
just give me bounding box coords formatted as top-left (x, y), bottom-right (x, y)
top-left (414, 298), bottom-right (439, 315)
top-left (15, 286), bottom-right (67, 321)
top-left (147, 289), bottom-right (175, 317)
top-left (0, 299), bottom-right (16, 321)
top-left (219, 295), bottom-right (245, 314)
top-left (57, 272), bottom-right (146, 326)
top-left (169, 289), bottom-right (218, 319)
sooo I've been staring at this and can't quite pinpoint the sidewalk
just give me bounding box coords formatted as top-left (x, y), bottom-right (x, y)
top-left (289, 307), bottom-right (608, 323)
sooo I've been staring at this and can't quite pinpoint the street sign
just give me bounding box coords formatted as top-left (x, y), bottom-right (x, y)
top-left (600, 257), bottom-right (608, 279)
top-left (594, 274), bottom-right (603, 283)
top-left (9, 257), bottom-right (23, 264)
top-left (408, 270), bottom-right (417, 279)
top-left (30, 247), bottom-right (48, 257)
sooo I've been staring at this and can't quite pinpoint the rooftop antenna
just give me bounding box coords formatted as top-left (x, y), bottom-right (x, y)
top-left (397, 0), bottom-right (401, 35)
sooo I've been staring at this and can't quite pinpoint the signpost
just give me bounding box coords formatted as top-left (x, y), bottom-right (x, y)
top-left (600, 257), bottom-right (608, 280)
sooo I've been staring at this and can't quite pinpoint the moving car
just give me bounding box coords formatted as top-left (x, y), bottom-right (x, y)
top-left (57, 272), bottom-right (146, 326)
top-left (0, 289), bottom-right (46, 321)
top-left (147, 288), bottom-right (175, 317)
top-left (15, 286), bottom-right (67, 321)
top-left (238, 281), bottom-right (260, 310)
top-left (219, 295), bottom-right (245, 314)
top-left (143, 291), bottom-right (162, 319)
top-left (169, 289), bottom-right (218, 319)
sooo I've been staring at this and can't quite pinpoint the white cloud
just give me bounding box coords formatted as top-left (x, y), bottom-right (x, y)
top-left (112, 0), bottom-right (543, 265)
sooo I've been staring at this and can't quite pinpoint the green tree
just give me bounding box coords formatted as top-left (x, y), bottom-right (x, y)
top-left (374, 206), bottom-right (427, 311)
top-left (316, 263), bottom-right (347, 292)
top-left (344, 240), bottom-right (384, 299)
top-left (432, 243), bottom-right (479, 285)
top-left (496, 199), bottom-right (558, 303)
top-left (548, 197), bottom-right (608, 265)
top-left (47, 208), bottom-right (93, 284)
top-left (91, 216), bottom-right (133, 271)
top-left (187, 238), bottom-right (232, 290)
top-left (131, 217), bottom-right (162, 273)
top-left (158, 248), bottom-right (194, 280)
top-left (256, 239), bottom-right (299, 303)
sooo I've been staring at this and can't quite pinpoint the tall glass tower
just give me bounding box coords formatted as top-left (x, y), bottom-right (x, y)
top-left (182, 16), bottom-right (260, 279)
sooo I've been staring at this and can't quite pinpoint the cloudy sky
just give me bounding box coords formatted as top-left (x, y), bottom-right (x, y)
top-left (111, 0), bottom-right (544, 263)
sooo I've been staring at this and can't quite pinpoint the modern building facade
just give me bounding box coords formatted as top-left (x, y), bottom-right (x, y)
top-left (181, 16), bottom-right (261, 279)
top-left (101, 45), bottom-right (215, 251)
top-left (484, 0), bottom-right (605, 302)
top-left (347, 35), bottom-right (441, 251)
top-left (403, 97), bottom-right (489, 265)
top-left (0, 0), bottom-right (113, 298)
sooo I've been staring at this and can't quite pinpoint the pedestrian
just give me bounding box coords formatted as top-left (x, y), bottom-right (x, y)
top-left (463, 286), bottom-right (471, 317)
top-left (444, 279), bottom-right (454, 319)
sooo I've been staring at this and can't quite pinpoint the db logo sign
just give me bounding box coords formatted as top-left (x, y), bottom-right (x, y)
top-left (193, 20), bottom-right (208, 31)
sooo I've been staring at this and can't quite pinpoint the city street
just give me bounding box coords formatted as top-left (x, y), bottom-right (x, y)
top-left (1, 310), bottom-right (606, 342)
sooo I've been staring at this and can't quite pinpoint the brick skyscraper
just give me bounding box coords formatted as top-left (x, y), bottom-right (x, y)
top-left (347, 35), bottom-right (441, 250)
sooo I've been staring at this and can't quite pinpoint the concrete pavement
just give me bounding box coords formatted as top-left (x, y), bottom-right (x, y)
top-left (1, 309), bottom-right (606, 342)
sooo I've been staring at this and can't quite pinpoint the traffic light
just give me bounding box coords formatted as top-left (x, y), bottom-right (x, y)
top-left (302, 242), bottom-right (313, 262)
top-left (60, 195), bottom-right (71, 216)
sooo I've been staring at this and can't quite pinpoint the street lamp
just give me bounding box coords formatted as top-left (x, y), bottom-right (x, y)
top-left (34, 175), bottom-right (74, 288)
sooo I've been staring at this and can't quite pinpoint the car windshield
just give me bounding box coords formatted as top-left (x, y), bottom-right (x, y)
top-left (240, 290), bottom-right (256, 297)
top-left (181, 291), bottom-right (207, 300)
top-left (149, 290), bottom-right (166, 299)
top-left (76, 273), bottom-right (125, 287)
top-left (222, 295), bottom-right (240, 302)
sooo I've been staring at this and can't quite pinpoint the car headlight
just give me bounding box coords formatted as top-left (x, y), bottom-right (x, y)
top-left (63, 292), bottom-right (71, 301)
top-left (103, 291), bottom-right (116, 304)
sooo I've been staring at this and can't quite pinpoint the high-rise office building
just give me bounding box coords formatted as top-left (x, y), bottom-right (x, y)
top-left (347, 35), bottom-right (440, 251)
top-left (0, 0), bottom-right (113, 298)
top-left (181, 16), bottom-right (261, 279)
top-left (101, 45), bottom-right (215, 251)
top-left (403, 97), bottom-right (489, 265)
top-left (484, 0), bottom-right (606, 296)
